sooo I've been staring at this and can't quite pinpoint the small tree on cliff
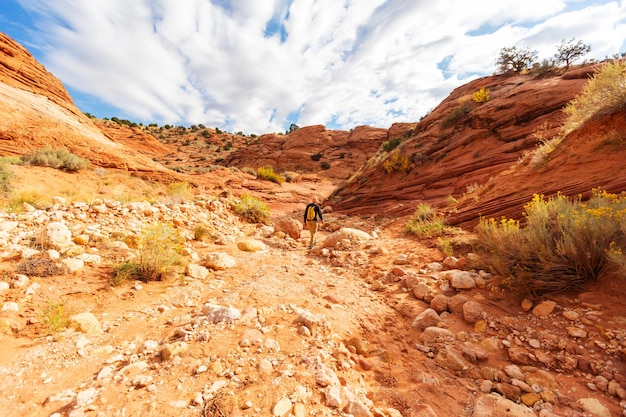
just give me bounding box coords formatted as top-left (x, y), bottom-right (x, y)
top-left (496, 46), bottom-right (537, 73)
top-left (554, 38), bottom-right (591, 69)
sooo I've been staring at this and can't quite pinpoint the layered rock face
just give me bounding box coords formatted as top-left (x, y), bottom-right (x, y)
top-left (224, 124), bottom-right (396, 180)
top-left (0, 33), bottom-right (167, 171)
top-left (327, 66), bottom-right (626, 227)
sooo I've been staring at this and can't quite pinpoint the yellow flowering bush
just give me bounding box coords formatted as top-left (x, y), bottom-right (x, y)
top-left (471, 87), bottom-right (491, 103)
top-left (476, 189), bottom-right (626, 295)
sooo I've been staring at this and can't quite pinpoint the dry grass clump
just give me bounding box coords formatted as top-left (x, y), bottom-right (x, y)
top-left (256, 166), bottom-right (285, 184)
top-left (383, 152), bottom-right (411, 173)
top-left (17, 256), bottom-right (69, 277)
top-left (22, 145), bottom-right (89, 172)
top-left (230, 193), bottom-right (270, 225)
top-left (112, 222), bottom-right (183, 285)
top-left (475, 189), bottom-right (626, 296)
top-left (406, 203), bottom-right (447, 237)
top-left (562, 59), bottom-right (626, 134)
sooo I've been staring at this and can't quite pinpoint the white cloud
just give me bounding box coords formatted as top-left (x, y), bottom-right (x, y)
top-left (11, 0), bottom-right (626, 133)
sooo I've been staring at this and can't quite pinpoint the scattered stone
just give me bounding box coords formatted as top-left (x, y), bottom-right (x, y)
top-left (577, 398), bottom-right (611, 417)
top-left (473, 394), bottom-right (536, 417)
top-left (202, 303), bottom-right (242, 323)
top-left (273, 217), bottom-right (302, 239)
top-left (532, 300), bottom-right (557, 317)
top-left (430, 294), bottom-right (448, 313)
top-left (203, 252), bottom-right (236, 270)
top-left (462, 301), bottom-right (484, 324)
top-left (272, 397), bottom-right (292, 417)
top-left (419, 327), bottom-right (454, 344)
top-left (237, 238), bottom-right (266, 252)
top-left (2, 301), bottom-right (18, 312)
top-left (68, 312), bottom-right (103, 335)
top-left (186, 263), bottom-right (209, 279)
top-left (411, 308), bottom-right (441, 330)
top-left (520, 299), bottom-right (533, 312)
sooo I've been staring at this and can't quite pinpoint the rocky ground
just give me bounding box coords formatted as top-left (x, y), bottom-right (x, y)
top-left (0, 166), bottom-right (624, 417)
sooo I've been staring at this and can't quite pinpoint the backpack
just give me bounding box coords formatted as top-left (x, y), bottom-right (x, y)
top-left (306, 205), bottom-right (316, 221)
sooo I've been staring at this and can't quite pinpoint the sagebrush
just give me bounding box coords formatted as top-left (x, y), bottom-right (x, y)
top-left (112, 222), bottom-right (183, 285)
top-left (475, 189), bottom-right (626, 296)
top-left (230, 193), bottom-right (270, 225)
top-left (562, 59), bottom-right (626, 133)
top-left (22, 146), bottom-right (89, 171)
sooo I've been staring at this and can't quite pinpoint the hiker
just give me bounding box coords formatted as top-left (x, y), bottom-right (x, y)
top-left (303, 196), bottom-right (324, 249)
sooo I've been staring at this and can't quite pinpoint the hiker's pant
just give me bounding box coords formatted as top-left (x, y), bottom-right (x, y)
top-left (307, 221), bottom-right (318, 247)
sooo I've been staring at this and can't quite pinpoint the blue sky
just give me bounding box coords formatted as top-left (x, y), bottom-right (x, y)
top-left (1, 1), bottom-right (625, 134)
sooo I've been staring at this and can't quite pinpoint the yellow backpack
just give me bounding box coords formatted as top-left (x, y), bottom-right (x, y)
top-left (306, 205), bottom-right (316, 221)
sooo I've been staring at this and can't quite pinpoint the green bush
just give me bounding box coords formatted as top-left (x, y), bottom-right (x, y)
top-left (230, 193), bottom-right (270, 224)
top-left (311, 152), bottom-right (323, 161)
top-left (39, 298), bottom-right (70, 334)
top-left (442, 100), bottom-right (474, 127)
top-left (381, 137), bottom-right (403, 152)
top-left (112, 222), bottom-right (183, 284)
top-left (406, 203), bottom-right (447, 237)
top-left (475, 189), bottom-right (626, 296)
top-left (563, 59), bottom-right (626, 133)
top-left (22, 146), bottom-right (89, 171)
top-left (256, 166), bottom-right (285, 184)
top-left (0, 163), bottom-right (12, 194)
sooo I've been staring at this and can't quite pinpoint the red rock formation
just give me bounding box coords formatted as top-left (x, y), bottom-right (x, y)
top-left (328, 65), bottom-right (626, 228)
top-left (224, 124), bottom-right (392, 180)
top-left (0, 33), bottom-right (168, 171)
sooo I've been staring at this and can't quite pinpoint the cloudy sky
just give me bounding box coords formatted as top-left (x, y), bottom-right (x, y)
top-left (1, 1), bottom-right (625, 134)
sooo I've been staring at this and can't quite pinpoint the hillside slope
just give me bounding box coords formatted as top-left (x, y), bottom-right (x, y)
top-left (328, 66), bottom-right (626, 227)
top-left (0, 33), bottom-right (625, 417)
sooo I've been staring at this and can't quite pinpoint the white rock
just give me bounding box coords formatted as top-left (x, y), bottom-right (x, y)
top-left (2, 301), bottom-right (18, 312)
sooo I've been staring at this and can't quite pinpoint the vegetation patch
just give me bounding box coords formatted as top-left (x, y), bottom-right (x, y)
top-left (563, 59), bottom-right (626, 133)
top-left (39, 298), bottom-right (70, 335)
top-left (475, 189), bottom-right (626, 296)
top-left (471, 87), bottom-right (490, 104)
top-left (256, 166), bottom-right (285, 184)
top-left (22, 145), bottom-right (89, 172)
top-left (383, 152), bottom-right (410, 173)
top-left (406, 203), bottom-right (447, 237)
top-left (112, 222), bottom-right (183, 285)
top-left (230, 193), bottom-right (270, 225)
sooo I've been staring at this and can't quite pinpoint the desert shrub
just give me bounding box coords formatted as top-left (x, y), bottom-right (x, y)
top-left (241, 166), bottom-right (257, 177)
top-left (6, 189), bottom-right (49, 211)
top-left (0, 163), bottom-right (12, 194)
top-left (39, 298), bottom-right (70, 334)
top-left (112, 222), bottom-right (183, 284)
top-left (311, 152), bottom-right (323, 161)
top-left (256, 166), bottom-right (285, 184)
top-left (320, 161), bottom-right (331, 170)
top-left (193, 223), bottom-right (211, 241)
top-left (475, 189), bottom-right (626, 296)
top-left (406, 203), bottom-right (447, 237)
top-left (471, 87), bottom-right (490, 103)
top-left (0, 156), bottom-right (22, 165)
top-left (22, 146), bottom-right (89, 171)
top-left (383, 152), bottom-right (410, 173)
top-left (381, 137), bottom-right (403, 152)
top-left (230, 193), bottom-right (270, 224)
top-left (442, 99), bottom-right (474, 127)
top-left (166, 181), bottom-right (191, 203)
top-left (562, 60), bottom-right (626, 133)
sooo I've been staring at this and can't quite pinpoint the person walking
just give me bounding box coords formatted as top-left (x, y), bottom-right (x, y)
top-left (303, 196), bottom-right (324, 249)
